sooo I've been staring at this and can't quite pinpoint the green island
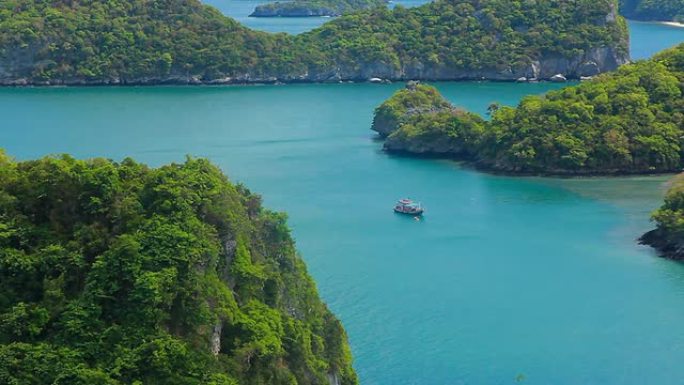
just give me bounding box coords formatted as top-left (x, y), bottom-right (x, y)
top-left (0, 153), bottom-right (357, 385)
top-left (0, 0), bottom-right (628, 85)
top-left (619, 0), bottom-right (684, 22)
top-left (641, 173), bottom-right (684, 260)
top-left (250, 0), bottom-right (387, 17)
top-left (372, 43), bottom-right (684, 175)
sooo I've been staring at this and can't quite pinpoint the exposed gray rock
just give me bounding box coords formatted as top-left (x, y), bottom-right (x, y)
top-left (327, 373), bottom-right (341, 385)
top-left (550, 73), bottom-right (567, 82)
top-left (578, 60), bottom-right (601, 76)
top-left (211, 323), bottom-right (222, 356)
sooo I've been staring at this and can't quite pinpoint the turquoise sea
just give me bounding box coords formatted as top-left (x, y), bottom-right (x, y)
top-left (3, 5), bottom-right (684, 385)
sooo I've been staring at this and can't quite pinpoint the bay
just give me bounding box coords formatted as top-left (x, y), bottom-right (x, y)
top-left (3, 4), bottom-right (684, 384)
top-left (3, 81), bottom-right (684, 385)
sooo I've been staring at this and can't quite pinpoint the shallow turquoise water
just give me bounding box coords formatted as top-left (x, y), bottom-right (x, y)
top-left (205, 0), bottom-right (684, 59)
top-left (629, 20), bottom-right (684, 59)
top-left (3, 83), bottom-right (684, 385)
top-left (204, 0), bottom-right (429, 34)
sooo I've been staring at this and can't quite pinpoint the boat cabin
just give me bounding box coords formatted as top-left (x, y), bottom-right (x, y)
top-left (394, 198), bottom-right (424, 215)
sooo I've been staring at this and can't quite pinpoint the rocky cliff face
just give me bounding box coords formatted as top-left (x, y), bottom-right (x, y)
top-left (0, 46), bottom-right (629, 86)
top-left (640, 229), bottom-right (684, 261)
top-left (0, 0), bottom-right (630, 86)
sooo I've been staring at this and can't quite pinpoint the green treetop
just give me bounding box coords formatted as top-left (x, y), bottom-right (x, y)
top-left (0, 152), bottom-right (357, 385)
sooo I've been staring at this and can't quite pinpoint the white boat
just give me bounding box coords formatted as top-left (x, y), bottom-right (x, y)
top-left (394, 198), bottom-right (424, 215)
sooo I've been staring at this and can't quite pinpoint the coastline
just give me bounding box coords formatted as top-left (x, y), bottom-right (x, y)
top-left (639, 229), bottom-right (684, 261)
top-left (381, 147), bottom-right (681, 178)
top-left (662, 21), bottom-right (684, 28)
top-left (0, 76), bottom-right (582, 88)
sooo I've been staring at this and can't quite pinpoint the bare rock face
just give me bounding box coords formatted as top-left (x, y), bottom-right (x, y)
top-left (327, 373), bottom-right (341, 385)
top-left (550, 74), bottom-right (567, 82)
top-left (640, 229), bottom-right (684, 261)
top-left (211, 323), bottom-right (222, 356)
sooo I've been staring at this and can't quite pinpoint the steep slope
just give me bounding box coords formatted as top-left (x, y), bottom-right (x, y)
top-left (372, 43), bottom-right (684, 175)
top-left (0, 0), bottom-right (629, 85)
top-left (0, 153), bottom-right (357, 385)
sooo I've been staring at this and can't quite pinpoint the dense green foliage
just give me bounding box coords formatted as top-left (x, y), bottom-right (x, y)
top-left (0, 153), bottom-right (357, 385)
top-left (250, 0), bottom-right (386, 17)
top-left (641, 173), bottom-right (684, 259)
top-left (619, 0), bottom-right (684, 21)
top-left (0, 0), bottom-right (628, 84)
top-left (371, 82), bottom-right (453, 135)
top-left (374, 43), bottom-right (684, 174)
top-left (304, 0), bottom-right (627, 75)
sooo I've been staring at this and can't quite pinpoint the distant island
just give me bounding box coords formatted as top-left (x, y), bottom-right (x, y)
top-left (641, 174), bottom-right (684, 260)
top-left (0, 152), bottom-right (357, 385)
top-left (372, 43), bottom-right (684, 175)
top-left (250, 0), bottom-right (386, 17)
top-left (619, 0), bottom-right (684, 22)
top-left (0, 0), bottom-right (628, 85)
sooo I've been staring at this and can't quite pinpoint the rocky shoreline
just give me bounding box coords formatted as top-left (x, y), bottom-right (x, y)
top-left (639, 229), bottom-right (684, 261)
top-left (381, 147), bottom-right (682, 177)
top-left (0, 76), bottom-right (581, 87)
top-left (0, 46), bottom-right (628, 87)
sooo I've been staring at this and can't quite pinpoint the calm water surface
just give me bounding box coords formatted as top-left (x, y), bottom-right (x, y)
top-left (3, 82), bottom-right (684, 385)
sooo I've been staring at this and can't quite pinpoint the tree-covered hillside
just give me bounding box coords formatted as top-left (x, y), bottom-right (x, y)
top-left (373, 43), bottom-right (684, 175)
top-left (0, 0), bottom-right (628, 85)
top-left (619, 0), bottom-right (684, 22)
top-left (250, 0), bottom-right (386, 17)
top-left (0, 153), bottom-right (357, 385)
top-left (641, 173), bottom-right (684, 260)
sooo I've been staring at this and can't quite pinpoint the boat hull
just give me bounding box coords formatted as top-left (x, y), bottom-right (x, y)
top-left (394, 208), bottom-right (424, 216)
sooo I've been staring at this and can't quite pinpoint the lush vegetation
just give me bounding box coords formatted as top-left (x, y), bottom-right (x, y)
top-left (371, 82), bottom-right (453, 136)
top-left (374, 43), bottom-right (684, 174)
top-left (619, 0), bottom-right (684, 22)
top-left (0, 0), bottom-right (628, 84)
top-left (0, 153), bottom-right (357, 385)
top-left (641, 173), bottom-right (684, 260)
top-left (250, 0), bottom-right (386, 17)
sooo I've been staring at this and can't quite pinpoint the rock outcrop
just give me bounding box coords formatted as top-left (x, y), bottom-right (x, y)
top-left (640, 173), bottom-right (684, 260)
top-left (640, 229), bottom-right (684, 261)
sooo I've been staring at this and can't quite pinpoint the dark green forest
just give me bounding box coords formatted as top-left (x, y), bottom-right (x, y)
top-left (0, 0), bottom-right (627, 84)
top-left (373, 43), bottom-right (684, 174)
top-left (0, 153), bottom-right (357, 385)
